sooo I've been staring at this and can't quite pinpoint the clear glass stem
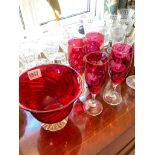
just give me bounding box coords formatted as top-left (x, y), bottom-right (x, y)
top-left (92, 94), bottom-right (96, 104)
top-left (79, 74), bottom-right (89, 102)
top-left (113, 83), bottom-right (118, 91)
top-left (84, 92), bottom-right (103, 116)
top-left (89, 93), bottom-right (96, 107)
top-left (81, 73), bottom-right (86, 84)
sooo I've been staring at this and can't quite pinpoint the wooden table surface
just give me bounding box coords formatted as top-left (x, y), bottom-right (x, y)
top-left (19, 67), bottom-right (135, 155)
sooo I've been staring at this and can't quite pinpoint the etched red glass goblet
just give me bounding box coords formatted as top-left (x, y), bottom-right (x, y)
top-left (68, 38), bottom-right (88, 101)
top-left (103, 43), bottom-right (133, 105)
top-left (19, 64), bottom-right (83, 131)
top-left (68, 38), bottom-right (87, 74)
top-left (83, 52), bottom-right (108, 116)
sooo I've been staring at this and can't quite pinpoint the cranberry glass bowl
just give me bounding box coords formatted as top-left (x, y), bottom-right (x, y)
top-left (19, 64), bottom-right (83, 131)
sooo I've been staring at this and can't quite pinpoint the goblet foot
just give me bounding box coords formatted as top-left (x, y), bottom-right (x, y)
top-left (103, 91), bottom-right (122, 105)
top-left (41, 117), bottom-right (68, 132)
top-left (83, 99), bottom-right (103, 116)
top-left (126, 75), bottom-right (135, 90)
top-left (103, 80), bottom-right (122, 105)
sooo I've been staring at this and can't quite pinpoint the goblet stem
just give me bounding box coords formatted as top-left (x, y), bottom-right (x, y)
top-left (79, 74), bottom-right (89, 102)
top-left (90, 94), bottom-right (96, 107)
top-left (113, 83), bottom-right (118, 91)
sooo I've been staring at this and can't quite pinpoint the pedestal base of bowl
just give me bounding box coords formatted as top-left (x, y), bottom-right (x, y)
top-left (41, 117), bottom-right (68, 131)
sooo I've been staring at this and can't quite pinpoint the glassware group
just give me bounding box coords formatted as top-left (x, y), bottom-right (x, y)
top-left (19, 30), bottom-right (134, 132)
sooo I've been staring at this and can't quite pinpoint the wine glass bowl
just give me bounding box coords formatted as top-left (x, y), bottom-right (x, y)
top-left (85, 52), bottom-right (108, 94)
top-left (19, 64), bottom-right (83, 131)
top-left (110, 25), bottom-right (126, 45)
top-left (109, 43), bottom-right (133, 84)
top-left (84, 32), bottom-right (104, 53)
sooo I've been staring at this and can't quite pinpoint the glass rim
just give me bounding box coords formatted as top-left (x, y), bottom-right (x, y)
top-left (112, 43), bottom-right (133, 55)
top-left (68, 37), bottom-right (86, 48)
top-left (19, 63), bottom-right (84, 114)
top-left (84, 51), bottom-right (108, 66)
top-left (85, 32), bottom-right (104, 38)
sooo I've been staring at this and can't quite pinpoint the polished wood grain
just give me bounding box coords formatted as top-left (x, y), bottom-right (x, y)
top-left (19, 67), bottom-right (135, 155)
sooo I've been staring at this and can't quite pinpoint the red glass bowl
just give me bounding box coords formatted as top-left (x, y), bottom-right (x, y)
top-left (19, 64), bottom-right (83, 131)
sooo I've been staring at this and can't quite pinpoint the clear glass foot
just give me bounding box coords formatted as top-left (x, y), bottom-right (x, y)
top-left (83, 99), bottom-right (103, 116)
top-left (103, 91), bottom-right (122, 105)
top-left (103, 80), bottom-right (122, 105)
top-left (41, 117), bottom-right (68, 132)
top-left (126, 75), bottom-right (135, 89)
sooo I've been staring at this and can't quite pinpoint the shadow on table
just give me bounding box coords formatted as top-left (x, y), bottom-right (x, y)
top-left (37, 119), bottom-right (82, 155)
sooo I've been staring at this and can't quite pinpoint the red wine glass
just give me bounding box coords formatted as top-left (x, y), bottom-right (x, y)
top-left (83, 52), bottom-right (108, 116)
top-left (68, 38), bottom-right (88, 101)
top-left (103, 43), bottom-right (133, 105)
top-left (68, 38), bottom-right (87, 75)
top-left (84, 32), bottom-right (104, 53)
top-left (19, 64), bottom-right (83, 131)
